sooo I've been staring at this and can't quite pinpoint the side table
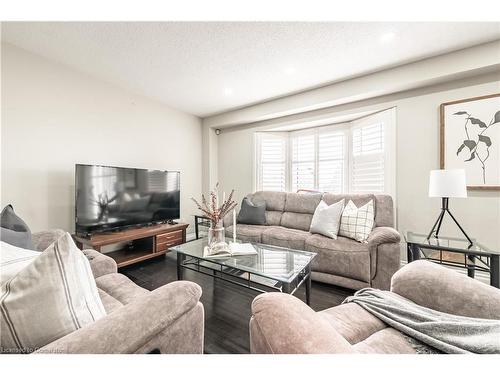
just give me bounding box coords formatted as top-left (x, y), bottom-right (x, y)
top-left (405, 232), bottom-right (499, 288)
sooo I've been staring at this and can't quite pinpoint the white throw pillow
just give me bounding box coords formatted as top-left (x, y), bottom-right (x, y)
top-left (0, 241), bottom-right (40, 285)
top-left (339, 200), bottom-right (375, 243)
top-left (0, 233), bottom-right (106, 353)
top-left (309, 199), bottom-right (345, 239)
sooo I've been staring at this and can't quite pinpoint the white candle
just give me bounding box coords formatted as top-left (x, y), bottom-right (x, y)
top-left (233, 209), bottom-right (237, 243)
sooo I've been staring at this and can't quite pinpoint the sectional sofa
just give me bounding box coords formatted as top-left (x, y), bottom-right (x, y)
top-left (224, 191), bottom-right (401, 290)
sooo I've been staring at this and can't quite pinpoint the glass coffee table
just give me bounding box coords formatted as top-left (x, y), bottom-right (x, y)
top-left (170, 238), bottom-right (316, 305)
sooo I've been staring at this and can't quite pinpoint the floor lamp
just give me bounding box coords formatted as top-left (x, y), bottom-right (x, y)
top-left (427, 169), bottom-right (473, 246)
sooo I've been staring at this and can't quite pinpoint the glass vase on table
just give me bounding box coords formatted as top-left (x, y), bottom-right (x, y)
top-left (207, 220), bottom-right (227, 253)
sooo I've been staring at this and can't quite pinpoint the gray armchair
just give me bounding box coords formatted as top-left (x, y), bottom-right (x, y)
top-left (31, 230), bottom-right (204, 354)
top-left (249, 260), bottom-right (500, 354)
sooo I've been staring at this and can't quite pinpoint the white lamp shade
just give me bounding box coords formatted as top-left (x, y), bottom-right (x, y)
top-left (429, 169), bottom-right (467, 198)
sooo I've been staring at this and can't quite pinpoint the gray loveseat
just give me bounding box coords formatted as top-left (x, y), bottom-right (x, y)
top-left (249, 260), bottom-right (500, 353)
top-left (225, 191), bottom-right (400, 290)
top-left (30, 230), bottom-right (204, 354)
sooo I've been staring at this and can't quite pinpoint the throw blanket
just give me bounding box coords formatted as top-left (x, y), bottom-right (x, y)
top-left (344, 288), bottom-right (500, 354)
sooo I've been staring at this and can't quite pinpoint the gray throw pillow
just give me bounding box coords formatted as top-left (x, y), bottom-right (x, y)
top-left (237, 197), bottom-right (267, 225)
top-left (309, 199), bottom-right (345, 239)
top-left (1, 205), bottom-right (35, 250)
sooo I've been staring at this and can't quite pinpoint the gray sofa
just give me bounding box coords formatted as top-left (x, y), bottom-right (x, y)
top-left (30, 230), bottom-right (204, 354)
top-left (225, 191), bottom-right (400, 290)
top-left (249, 260), bottom-right (500, 354)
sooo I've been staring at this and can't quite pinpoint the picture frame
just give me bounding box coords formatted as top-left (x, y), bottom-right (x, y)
top-left (440, 93), bottom-right (500, 190)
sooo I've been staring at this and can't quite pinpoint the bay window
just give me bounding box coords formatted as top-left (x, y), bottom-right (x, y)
top-left (255, 108), bottom-right (395, 195)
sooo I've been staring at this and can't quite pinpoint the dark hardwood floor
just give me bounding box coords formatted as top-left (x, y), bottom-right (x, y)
top-left (120, 251), bottom-right (354, 354)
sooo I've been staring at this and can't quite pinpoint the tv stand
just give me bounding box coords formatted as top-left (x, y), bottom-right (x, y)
top-left (73, 222), bottom-right (189, 268)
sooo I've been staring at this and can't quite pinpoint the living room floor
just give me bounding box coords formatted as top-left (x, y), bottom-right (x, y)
top-left (121, 251), bottom-right (353, 354)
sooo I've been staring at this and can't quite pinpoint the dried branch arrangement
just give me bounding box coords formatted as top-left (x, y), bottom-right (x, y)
top-left (191, 183), bottom-right (237, 228)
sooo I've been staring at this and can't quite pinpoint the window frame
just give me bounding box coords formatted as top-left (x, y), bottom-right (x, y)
top-left (254, 108), bottom-right (396, 196)
top-left (254, 131), bottom-right (289, 192)
top-left (289, 128), bottom-right (317, 193)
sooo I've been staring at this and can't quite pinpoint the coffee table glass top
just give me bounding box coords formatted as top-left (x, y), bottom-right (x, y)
top-left (405, 232), bottom-right (497, 255)
top-left (171, 238), bottom-right (316, 283)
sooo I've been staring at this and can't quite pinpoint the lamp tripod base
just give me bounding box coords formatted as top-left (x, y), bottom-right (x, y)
top-left (427, 197), bottom-right (473, 246)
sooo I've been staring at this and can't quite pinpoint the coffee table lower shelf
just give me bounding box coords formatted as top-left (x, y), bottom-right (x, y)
top-left (176, 254), bottom-right (312, 304)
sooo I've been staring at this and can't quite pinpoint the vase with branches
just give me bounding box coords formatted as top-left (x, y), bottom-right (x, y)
top-left (191, 183), bottom-right (237, 250)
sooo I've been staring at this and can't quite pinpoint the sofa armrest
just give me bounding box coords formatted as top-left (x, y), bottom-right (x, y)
top-left (368, 228), bottom-right (401, 290)
top-left (250, 293), bottom-right (354, 354)
top-left (367, 227), bottom-right (401, 246)
top-left (32, 229), bottom-right (66, 251)
top-left (391, 260), bottom-right (500, 320)
top-left (83, 249), bottom-right (118, 278)
top-left (36, 281), bottom-right (202, 354)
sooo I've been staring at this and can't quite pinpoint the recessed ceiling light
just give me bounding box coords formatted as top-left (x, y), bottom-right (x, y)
top-left (284, 67), bottom-right (296, 75)
top-left (380, 32), bottom-right (396, 43)
top-left (223, 88), bottom-right (233, 96)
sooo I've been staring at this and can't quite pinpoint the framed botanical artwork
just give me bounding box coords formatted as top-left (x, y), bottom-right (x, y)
top-left (440, 93), bottom-right (500, 190)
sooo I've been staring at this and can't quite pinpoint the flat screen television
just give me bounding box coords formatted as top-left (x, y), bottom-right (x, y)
top-left (75, 164), bottom-right (180, 235)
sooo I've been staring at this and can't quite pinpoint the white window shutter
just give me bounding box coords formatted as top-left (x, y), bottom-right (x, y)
top-left (291, 134), bottom-right (315, 192)
top-left (351, 123), bottom-right (385, 193)
top-left (254, 108), bottom-right (394, 196)
top-left (257, 133), bottom-right (287, 191)
top-left (318, 131), bottom-right (346, 193)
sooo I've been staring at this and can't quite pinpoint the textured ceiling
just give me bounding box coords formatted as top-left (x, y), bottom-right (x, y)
top-left (2, 22), bottom-right (500, 117)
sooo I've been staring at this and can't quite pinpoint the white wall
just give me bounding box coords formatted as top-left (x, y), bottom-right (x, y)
top-left (1, 43), bottom-right (203, 233)
top-left (215, 74), bottom-right (500, 251)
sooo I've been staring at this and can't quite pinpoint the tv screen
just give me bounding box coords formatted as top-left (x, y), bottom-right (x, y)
top-left (75, 164), bottom-right (180, 235)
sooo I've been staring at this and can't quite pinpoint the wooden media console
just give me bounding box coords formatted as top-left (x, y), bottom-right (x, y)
top-left (73, 222), bottom-right (189, 268)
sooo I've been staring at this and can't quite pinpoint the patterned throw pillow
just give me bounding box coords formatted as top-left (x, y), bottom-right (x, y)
top-left (339, 200), bottom-right (375, 243)
top-left (0, 233), bottom-right (106, 353)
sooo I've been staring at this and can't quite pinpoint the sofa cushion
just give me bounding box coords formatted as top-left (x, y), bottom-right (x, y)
top-left (264, 211), bottom-right (283, 227)
top-left (250, 191), bottom-right (287, 226)
top-left (280, 212), bottom-right (314, 231)
top-left (95, 273), bottom-right (149, 306)
top-left (261, 227), bottom-right (311, 250)
top-left (372, 195), bottom-right (394, 228)
top-left (318, 302), bottom-right (386, 344)
top-left (225, 224), bottom-right (269, 243)
top-left (318, 302), bottom-right (415, 353)
top-left (284, 192), bottom-right (322, 214)
top-left (251, 191), bottom-right (287, 211)
top-left (237, 197), bottom-right (267, 225)
top-left (97, 288), bottom-right (125, 314)
top-left (277, 193), bottom-right (322, 231)
top-left (305, 234), bottom-right (371, 282)
top-left (353, 328), bottom-right (416, 354)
